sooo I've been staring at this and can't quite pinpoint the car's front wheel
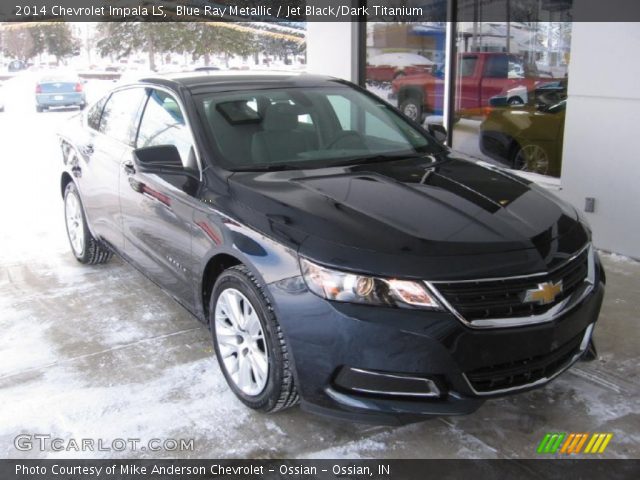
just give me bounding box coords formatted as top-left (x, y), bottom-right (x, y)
top-left (64, 182), bottom-right (112, 264)
top-left (210, 265), bottom-right (298, 413)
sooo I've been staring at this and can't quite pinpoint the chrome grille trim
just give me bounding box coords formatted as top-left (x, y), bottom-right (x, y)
top-left (425, 244), bottom-right (595, 329)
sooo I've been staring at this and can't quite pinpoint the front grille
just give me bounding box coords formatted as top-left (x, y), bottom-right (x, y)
top-left (465, 331), bottom-right (584, 393)
top-left (432, 247), bottom-right (589, 322)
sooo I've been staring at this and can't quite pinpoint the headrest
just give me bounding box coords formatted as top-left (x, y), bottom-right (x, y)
top-left (263, 103), bottom-right (300, 131)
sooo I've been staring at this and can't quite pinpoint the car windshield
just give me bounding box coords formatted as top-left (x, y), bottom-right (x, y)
top-left (195, 85), bottom-right (440, 171)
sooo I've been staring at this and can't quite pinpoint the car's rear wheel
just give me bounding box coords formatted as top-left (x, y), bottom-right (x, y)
top-left (36, 105), bottom-right (45, 113)
top-left (399, 96), bottom-right (424, 123)
top-left (210, 265), bottom-right (298, 413)
top-left (512, 144), bottom-right (550, 175)
top-left (64, 182), bottom-right (112, 264)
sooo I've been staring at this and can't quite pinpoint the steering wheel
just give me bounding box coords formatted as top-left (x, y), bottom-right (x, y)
top-left (326, 131), bottom-right (366, 150)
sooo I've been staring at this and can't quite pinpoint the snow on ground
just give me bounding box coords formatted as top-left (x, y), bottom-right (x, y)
top-left (601, 252), bottom-right (639, 265)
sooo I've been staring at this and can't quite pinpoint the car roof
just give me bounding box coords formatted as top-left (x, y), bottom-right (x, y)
top-left (136, 72), bottom-right (345, 94)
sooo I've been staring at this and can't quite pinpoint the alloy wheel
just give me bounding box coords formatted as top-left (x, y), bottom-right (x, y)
top-left (65, 191), bottom-right (85, 256)
top-left (214, 288), bottom-right (269, 396)
top-left (514, 144), bottom-right (550, 175)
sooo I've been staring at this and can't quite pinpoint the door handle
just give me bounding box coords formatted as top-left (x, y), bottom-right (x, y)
top-left (123, 162), bottom-right (136, 175)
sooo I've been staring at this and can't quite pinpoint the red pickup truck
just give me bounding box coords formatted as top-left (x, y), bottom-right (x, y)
top-left (391, 52), bottom-right (551, 122)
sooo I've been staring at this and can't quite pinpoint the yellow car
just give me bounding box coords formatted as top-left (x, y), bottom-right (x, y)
top-left (480, 88), bottom-right (567, 177)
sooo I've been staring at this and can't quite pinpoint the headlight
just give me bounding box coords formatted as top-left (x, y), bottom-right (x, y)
top-left (300, 258), bottom-right (442, 310)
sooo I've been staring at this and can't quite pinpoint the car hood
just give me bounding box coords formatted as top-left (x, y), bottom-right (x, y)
top-left (227, 154), bottom-right (588, 280)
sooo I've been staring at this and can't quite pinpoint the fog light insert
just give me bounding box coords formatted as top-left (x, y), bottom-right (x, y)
top-left (334, 367), bottom-right (441, 398)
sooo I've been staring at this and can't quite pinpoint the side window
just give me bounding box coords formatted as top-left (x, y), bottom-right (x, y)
top-left (87, 96), bottom-right (107, 131)
top-left (137, 89), bottom-right (196, 170)
top-left (484, 55), bottom-right (508, 78)
top-left (508, 56), bottom-right (525, 79)
top-left (459, 56), bottom-right (478, 77)
top-left (99, 88), bottom-right (147, 145)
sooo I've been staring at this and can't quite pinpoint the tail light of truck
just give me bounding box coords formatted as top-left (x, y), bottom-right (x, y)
top-left (74, 83), bottom-right (83, 92)
top-left (35, 84), bottom-right (42, 94)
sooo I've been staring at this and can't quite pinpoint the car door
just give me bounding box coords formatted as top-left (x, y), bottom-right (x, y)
top-left (480, 55), bottom-right (519, 107)
top-left (119, 88), bottom-right (201, 310)
top-left (75, 88), bottom-right (148, 250)
top-left (456, 54), bottom-right (479, 111)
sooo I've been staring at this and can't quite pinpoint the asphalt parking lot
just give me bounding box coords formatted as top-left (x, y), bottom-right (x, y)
top-left (1, 73), bottom-right (639, 459)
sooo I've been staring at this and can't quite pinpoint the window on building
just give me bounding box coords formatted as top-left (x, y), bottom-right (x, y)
top-left (452, 3), bottom-right (573, 179)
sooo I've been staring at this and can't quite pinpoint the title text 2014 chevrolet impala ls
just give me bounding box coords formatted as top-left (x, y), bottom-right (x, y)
top-left (58, 74), bottom-right (604, 423)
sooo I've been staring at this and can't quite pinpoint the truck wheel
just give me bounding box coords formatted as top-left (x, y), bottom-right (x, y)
top-left (399, 97), bottom-right (424, 123)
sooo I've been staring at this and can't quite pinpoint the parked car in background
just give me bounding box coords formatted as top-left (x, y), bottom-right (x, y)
top-left (367, 52), bottom-right (434, 83)
top-left (8, 59), bottom-right (28, 72)
top-left (57, 74), bottom-right (603, 423)
top-left (392, 52), bottom-right (555, 122)
top-left (35, 75), bottom-right (86, 112)
top-left (194, 66), bottom-right (221, 72)
top-left (480, 86), bottom-right (567, 177)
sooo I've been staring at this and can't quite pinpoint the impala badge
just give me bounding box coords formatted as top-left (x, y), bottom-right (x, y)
top-left (523, 281), bottom-right (563, 305)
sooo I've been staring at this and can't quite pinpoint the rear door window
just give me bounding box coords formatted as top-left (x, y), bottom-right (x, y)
top-left (484, 55), bottom-right (509, 78)
top-left (459, 56), bottom-right (478, 77)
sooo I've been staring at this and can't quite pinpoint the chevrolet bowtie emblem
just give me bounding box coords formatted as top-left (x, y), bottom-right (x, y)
top-left (523, 281), bottom-right (563, 305)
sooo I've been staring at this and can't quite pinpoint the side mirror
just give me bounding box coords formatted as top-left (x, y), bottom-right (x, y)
top-left (132, 145), bottom-right (197, 179)
top-left (425, 116), bottom-right (447, 144)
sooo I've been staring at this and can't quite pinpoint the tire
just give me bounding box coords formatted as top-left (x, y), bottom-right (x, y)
top-left (508, 96), bottom-right (524, 105)
top-left (399, 96), bottom-right (424, 123)
top-left (63, 182), bottom-right (112, 265)
top-left (36, 105), bottom-right (44, 112)
top-left (511, 143), bottom-right (550, 175)
top-left (210, 265), bottom-right (299, 413)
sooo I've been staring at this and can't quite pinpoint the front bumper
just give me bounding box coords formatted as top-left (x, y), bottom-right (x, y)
top-left (268, 264), bottom-right (605, 425)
